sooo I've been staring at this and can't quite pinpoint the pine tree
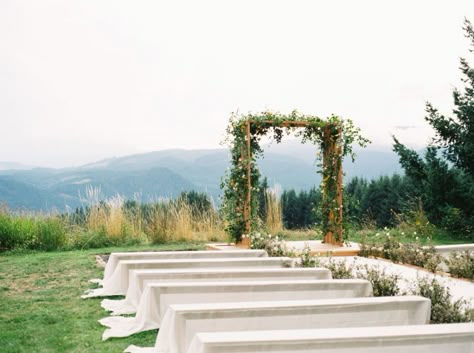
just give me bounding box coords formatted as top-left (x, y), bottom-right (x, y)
top-left (393, 19), bottom-right (474, 237)
top-left (424, 18), bottom-right (474, 176)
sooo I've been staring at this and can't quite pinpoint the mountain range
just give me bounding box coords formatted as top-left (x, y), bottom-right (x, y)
top-left (0, 142), bottom-right (403, 211)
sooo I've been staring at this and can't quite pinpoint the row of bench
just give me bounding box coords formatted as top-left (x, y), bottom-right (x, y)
top-left (83, 249), bottom-right (474, 352)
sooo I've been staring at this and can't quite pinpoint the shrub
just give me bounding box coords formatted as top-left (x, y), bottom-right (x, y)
top-left (356, 264), bottom-right (401, 297)
top-left (360, 234), bottom-right (442, 273)
top-left (248, 232), bottom-right (293, 257)
top-left (298, 244), bottom-right (316, 268)
top-left (447, 251), bottom-right (474, 280)
top-left (318, 257), bottom-right (474, 323)
top-left (395, 200), bottom-right (436, 241)
top-left (413, 278), bottom-right (474, 323)
top-left (440, 206), bottom-right (474, 239)
top-left (318, 258), bottom-right (354, 279)
top-left (319, 259), bottom-right (401, 296)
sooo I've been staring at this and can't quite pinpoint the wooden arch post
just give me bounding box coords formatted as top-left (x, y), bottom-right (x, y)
top-left (322, 125), bottom-right (343, 246)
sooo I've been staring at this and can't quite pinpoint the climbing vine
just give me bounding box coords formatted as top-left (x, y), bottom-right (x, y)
top-left (221, 110), bottom-right (370, 244)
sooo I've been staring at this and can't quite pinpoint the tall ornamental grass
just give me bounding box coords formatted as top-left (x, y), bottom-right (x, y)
top-left (265, 189), bottom-right (283, 234)
top-left (0, 189), bottom-right (227, 251)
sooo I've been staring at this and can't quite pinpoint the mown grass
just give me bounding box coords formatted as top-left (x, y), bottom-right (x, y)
top-left (0, 242), bottom-right (204, 353)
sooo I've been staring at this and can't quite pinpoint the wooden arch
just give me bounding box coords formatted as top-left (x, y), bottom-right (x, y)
top-left (239, 119), bottom-right (343, 247)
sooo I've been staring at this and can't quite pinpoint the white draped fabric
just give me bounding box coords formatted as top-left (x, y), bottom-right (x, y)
top-left (99, 279), bottom-right (372, 340)
top-left (99, 250), bottom-right (268, 284)
top-left (124, 295), bottom-right (430, 353)
top-left (185, 323), bottom-right (474, 353)
top-left (83, 257), bottom-right (293, 298)
top-left (101, 267), bottom-right (332, 315)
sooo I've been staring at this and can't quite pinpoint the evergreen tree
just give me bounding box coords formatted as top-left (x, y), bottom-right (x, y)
top-left (282, 189), bottom-right (298, 229)
top-left (393, 19), bottom-right (474, 237)
top-left (424, 18), bottom-right (474, 176)
top-left (258, 177), bottom-right (269, 221)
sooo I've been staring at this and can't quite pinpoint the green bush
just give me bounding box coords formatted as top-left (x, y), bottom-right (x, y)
top-left (414, 278), bottom-right (474, 323)
top-left (298, 245), bottom-right (316, 268)
top-left (447, 251), bottom-right (474, 280)
top-left (248, 232), bottom-right (293, 257)
top-left (357, 264), bottom-right (401, 297)
top-left (318, 258), bottom-right (354, 279)
top-left (318, 259), bottom-right (401, 296)
top-left (319, 257), bottom-right (474, 323)
top-left (360, 234), bottom-right (442, 273)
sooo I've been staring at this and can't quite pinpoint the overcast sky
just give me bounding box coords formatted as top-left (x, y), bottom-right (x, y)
top-left (1, 0), bottom-right (473, 168)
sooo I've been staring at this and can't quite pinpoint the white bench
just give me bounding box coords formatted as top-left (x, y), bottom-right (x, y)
top-left (124, 295), bottom-right (430, 353)
top-left (83, 257), bottom-right (293, 298)
top-left (100, 250), bottom-right (267, 283)
top-left (186, 323), bottom-right (474, 353)
top-left (101, 267), bottom-right (332, 315)
top-left (99, 279), bottom-right (372, 340)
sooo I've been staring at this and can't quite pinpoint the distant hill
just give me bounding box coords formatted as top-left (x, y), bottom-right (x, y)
top-left (0, 144), bottom-right (403, 211)
top-left (0, 161), bottom-right (36, 171)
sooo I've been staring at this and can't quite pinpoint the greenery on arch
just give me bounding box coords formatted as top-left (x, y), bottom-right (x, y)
top-left (221, 110), bottom-right (370, 243)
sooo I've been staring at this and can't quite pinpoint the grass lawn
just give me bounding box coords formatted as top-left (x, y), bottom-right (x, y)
top-left (1, 231), bottom-right (471, 352)
top-left (0, 242), bottom-right (205, 353)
